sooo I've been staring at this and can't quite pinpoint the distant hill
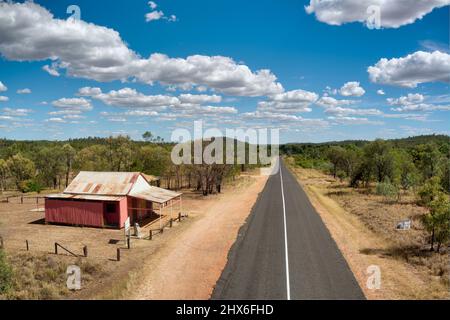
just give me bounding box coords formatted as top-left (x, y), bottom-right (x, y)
top-left (387, 135), bottom-right (450, 148)
top-left (281, 134), bottom-right (450, 155)
top-left (1, 134), bottom-right (449, 158)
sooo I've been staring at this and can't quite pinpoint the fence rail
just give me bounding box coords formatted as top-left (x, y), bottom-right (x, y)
top-left (147, 212), bottom-right (188, 240)
top-left (54, 242), bottom-right (80, 257)
top-left (0, 213), bottom-right (189, 261)
top-left (0, 195), bottom-right (46, 204)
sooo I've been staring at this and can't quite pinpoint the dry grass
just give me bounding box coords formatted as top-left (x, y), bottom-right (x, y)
top-left (0, 174), bottom-right (262, 300)
top-left (1, 253), bottom-right (103, 300)
top-left (285, 157), bottom-right (449, 300)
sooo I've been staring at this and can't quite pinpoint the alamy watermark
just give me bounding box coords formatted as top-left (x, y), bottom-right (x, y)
top-left (67, 5), bottom-right (81, 20)
top-left (309, 1), bottom-right (381, 29)
top-left (170, 121), bottom-right (280, 175)
top-left (366, 265), bottom-right (381, 290)
top-left (66, 265), bottom-right (81, 290)
top-left (366, 5), bottom-right (381, 30)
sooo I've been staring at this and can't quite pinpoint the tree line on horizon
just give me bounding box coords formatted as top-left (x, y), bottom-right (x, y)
top-left (281, 134), bottom-right (450, 253)
top-left (0, 133), bottom-right (264, 197)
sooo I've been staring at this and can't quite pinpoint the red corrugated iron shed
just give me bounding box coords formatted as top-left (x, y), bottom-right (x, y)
top-left (45, 172), bottom-right (181, 229)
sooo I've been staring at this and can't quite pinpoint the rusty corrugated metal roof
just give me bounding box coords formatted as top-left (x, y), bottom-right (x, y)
top-left (64, 171), bottom-right (140, 196)
top-left (129, 186), bottom-right (181, 204)
top-left (47, 193), bottom-right (124, 201)
top-left (49, 171), bottom-right (182, 204)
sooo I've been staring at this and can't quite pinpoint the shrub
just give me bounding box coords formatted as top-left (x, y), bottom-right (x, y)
top-left (0, 249), bottom-right (13, 295)
top-left (376, 177), bottom-right (398, 201)
top-left (19, 179), bottom-right (43, 193)
top-left (418, 176), bottom-right (442, 206)
top-left (422, 192), bottom-right (450, 252)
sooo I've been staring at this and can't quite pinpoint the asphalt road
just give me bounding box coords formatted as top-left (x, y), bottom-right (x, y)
top-left (212, 158), bottom-right (365, 300)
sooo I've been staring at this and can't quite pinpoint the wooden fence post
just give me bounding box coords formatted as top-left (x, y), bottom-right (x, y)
top-left (178, 212), bottom-right (181, 222)
top-left (54, 243), bottom-right (58, 255)
top-left (117, 248), bottom-right (121, 262)
top-left (170, 219), bottom-right (173, 228)
top-left (26, 240), bottom-right (29, 251)
top-left (21, 196), bottom-right (23, 204)
top-left (149, 230), bottom-right (152, 241)
top-left (127, 237), bottom-right (131, 249)
top-left (83, 246), bottom-right (88, 257)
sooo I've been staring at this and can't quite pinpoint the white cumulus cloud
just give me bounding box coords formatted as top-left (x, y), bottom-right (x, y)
top-left (316, 96), bottom-right (356, 108)
top-left (52, 98), bottom-right (92, 111)
top-left (79, 87), bottom-right (178, 110)
top-left (270, 89), bottom-right (319, 103)
top-left (305, 0), bottom-right (450, 29)
top-left (2, 108), bottom-right (33, 117)
top-left (78, 87), bottom-right (233, 119)
top-left (339, 81), bottom-right (365, 97)
top-left (0, 2), bottom-right (282, 97)
top-left (324, 107), bottom-right (382, 116)
top-left (17, 88), bottom-right (31, 94)
top-left (387, 93), bottom-right (425, 106)
top-left (146, 10), bottom-right (164, 22)
top-left (145, 1), bottom-right (176, 22)
top-left (135, 54), bottom-right (284, 96)
top-left (387, 93), bottom-right (450, 112)
top-left (256, 89), bottom-right (318, 113)
top-left (45, 117), bottom-right (66, 123)
top-left (368, 51), bottom-right (450, 88)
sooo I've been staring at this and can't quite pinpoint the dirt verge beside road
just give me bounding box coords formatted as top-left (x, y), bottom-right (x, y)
top-left (286, 161), bottom-right (449, 300)
top-left (126, 174), bottom-right (269, 300)
top-left (0, 174), bottom-right (268, 300)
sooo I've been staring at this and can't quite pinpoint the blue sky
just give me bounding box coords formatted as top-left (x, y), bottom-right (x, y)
top-left (0, 0), bottom-right (449, 142)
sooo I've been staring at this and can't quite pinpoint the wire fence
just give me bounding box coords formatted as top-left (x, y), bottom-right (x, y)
top-left (0, 213), bottom-right (189, 262)
top-left (0, 195), bottom-right (46, 205)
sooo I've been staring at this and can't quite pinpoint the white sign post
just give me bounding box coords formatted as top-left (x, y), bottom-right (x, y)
top-left (124, 217), bottom-right (131, 242)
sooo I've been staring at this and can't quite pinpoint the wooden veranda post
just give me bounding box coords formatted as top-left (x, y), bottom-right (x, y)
top-left (159, 205), bottom-right (163, 230)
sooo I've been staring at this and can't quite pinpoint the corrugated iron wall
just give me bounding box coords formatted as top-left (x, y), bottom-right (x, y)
top-left (45, 199), bottom-right (104, 228)
top-left (119, 197), bottom-right (128, 228)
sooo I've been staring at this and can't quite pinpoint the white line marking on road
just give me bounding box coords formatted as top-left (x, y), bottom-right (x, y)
top-left (279, 160), bottom-right (291, 300)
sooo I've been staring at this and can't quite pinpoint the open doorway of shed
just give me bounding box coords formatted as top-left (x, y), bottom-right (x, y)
top-left (104, 202), bottom-right (119, 227)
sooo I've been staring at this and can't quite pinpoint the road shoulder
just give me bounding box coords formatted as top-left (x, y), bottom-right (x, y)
top-left (286, 162), bottom-right (449, 300)
top-left (126, 174), bottom-right (269, 300)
